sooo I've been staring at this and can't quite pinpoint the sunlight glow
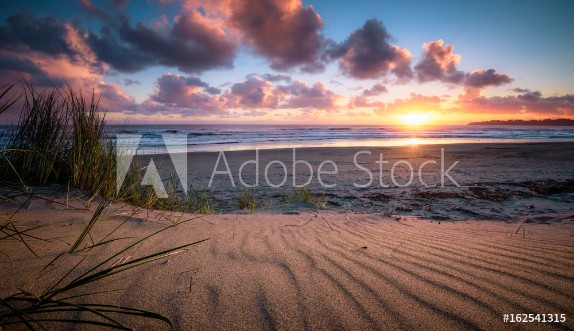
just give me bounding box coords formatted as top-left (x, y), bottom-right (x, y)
top-left (408, 138), bottom-right (419, 145)
top-left (400, 112), bottom-right (432, 125)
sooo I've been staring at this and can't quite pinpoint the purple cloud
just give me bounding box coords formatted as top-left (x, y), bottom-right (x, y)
top-left (327, 19), bottom-right (413, 80)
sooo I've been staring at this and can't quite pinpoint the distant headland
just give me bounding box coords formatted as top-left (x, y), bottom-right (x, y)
top-left (468, 119), bottom-right (574, 126)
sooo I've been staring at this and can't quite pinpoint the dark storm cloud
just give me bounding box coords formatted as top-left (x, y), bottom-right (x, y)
top-left (327, 19), bottom-right (413, 79)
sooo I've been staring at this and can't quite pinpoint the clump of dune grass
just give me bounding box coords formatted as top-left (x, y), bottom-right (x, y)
top-left (282, 187), bottom-right (327, 209)
top-left (0, 82), bottom-right (214, 329)
top-left (282, 187), bottom-right (314, 204)
top-left (0, 168), bottom-right (210, 329)
top-left (69, 91), bottom-right (117, 199)
top-left (238, 188), bottom-right (257, 213)
top-left (0, 82), bottom-right (214, 214)
top-left (0, 197), bottom-right (209, 329)
top-left (2, 82), bottom-right (71, 185)
top-left (0, 82), bottom-right (115, 197)
top-left (117, 165), bottom-right (214, 215)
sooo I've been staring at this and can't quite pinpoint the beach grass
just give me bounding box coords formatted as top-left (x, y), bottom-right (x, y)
top-left (239, 188), bottom-right (257, 213)
top-left (282, 187), bottom-right (325, 208)
top-left (0, 82), bottom-right (213, 214)
top-left (0, 204), bottom-right (208, 329)
top-left (0, 82), bottom-right (211, 329)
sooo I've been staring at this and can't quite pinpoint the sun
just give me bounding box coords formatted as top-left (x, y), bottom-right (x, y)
top-left (400, 112), bottom-right (432, 125)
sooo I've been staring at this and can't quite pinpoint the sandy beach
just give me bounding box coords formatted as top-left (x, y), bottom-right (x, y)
top-left (1, 142), bottom-right (573, 330)
top-left (144, 141), bottom-right (574, 218)
top-left (2, 0), bottom-right (573, 328)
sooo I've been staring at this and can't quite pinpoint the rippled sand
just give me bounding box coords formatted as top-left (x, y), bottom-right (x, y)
top-left (1, 200), bottom-right (573, 330)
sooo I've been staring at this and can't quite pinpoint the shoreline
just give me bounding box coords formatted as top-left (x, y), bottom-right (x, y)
top-left (139, 139), bottom-right (574, 154)
top-left (135, 139), bottom-right (574, 156)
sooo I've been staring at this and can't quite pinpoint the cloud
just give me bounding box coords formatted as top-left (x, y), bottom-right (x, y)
top-left (459, 91), bottom-right (574, 115)
top-left (0, 13), bottom-right (131, 108)
top-left (377, 93), bottom-right (443, 114)
top-left (150, 73), bottom-right (221, 106)
top-left (461, 69), bottom-right (513, 99)
top-left (347, 96), bottom-right (385, 109)
top-left (0, 56), bottom-right (64, 87)
top-left (414, 39), bottom-right (466, 84)
top-left (123, 78), bottom-right (141, 86)
top-left (362, 83), bottom-right (387, 97)
top-left (87, 10), bottom-right (237, 73)
top-left (0, 13), bottom-right (139, 80)
top-left (142, 73), bottom-right (342, 116)
top-left (413, 40), bottom-right (514, 101)
top-left (204, 86), bottom-right (222, 95)
top-left (225, 75), bottom-right (341, 110)
top-left (144, 73), bottom-right (226, 115)
top-left (327, 19), bottom-right (413, 80)
top-left (278, 80), bottom-right (340, 110)
top-left (226, 76), bottom-right (281, 108)
top-left (259, 73), bottom-right (292, 83)
top-left (464, 69), bottom-right (513, 88)
top-left (517, 90), bottom-right (542, 102)
top-left (0, 13), bottom-right (79, 57)
top-left (96, 82), bottom-right (139, 113)
top-left (79, 0), bottom-right (110, 20)
top-left (229, 0), bottom-right (326, 72)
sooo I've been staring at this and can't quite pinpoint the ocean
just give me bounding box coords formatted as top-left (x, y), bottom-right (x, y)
top-left (107, 124), bottom-right (574, 154)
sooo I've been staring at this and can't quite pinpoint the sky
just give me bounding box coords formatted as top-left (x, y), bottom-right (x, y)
top-left (0, 0), bottom-right (573, 125)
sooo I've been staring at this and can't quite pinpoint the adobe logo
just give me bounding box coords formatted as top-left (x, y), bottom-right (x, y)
top-left (116, 134), bottom-right (188, 198)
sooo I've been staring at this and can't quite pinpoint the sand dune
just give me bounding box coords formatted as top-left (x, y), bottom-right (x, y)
top-left (1, 198), bottom-right (572, 330)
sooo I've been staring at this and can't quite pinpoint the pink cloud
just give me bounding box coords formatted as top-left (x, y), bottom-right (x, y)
top-left (415, 39), bottom-right (465, 84)
top-left (279, 81), bottom-right (340, 110)
top-left (228, 0), bottom-right (326, 71)
top-left (226, 76), bottom-right (282, 108)
top-left (459, 91), bottom-right (574, 115)
top-left (377, 93), bottom-right (444, 114)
